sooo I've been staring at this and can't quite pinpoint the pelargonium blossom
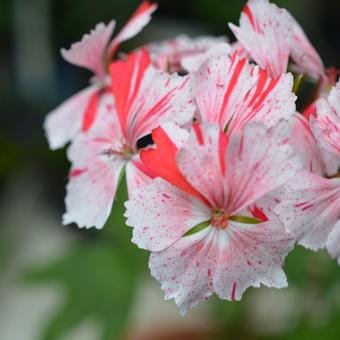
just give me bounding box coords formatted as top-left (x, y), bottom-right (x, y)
top-left (290, 113), bottom-right (340, 177)
top-left (63, 49), bottom-right (195, 229)
top-left (44, 0), bottom-right (340, 315)
top-left (147, 35), bottom-right (230, 73)
top-left (125, 121), bottom-right (300, 314)
top-left (191, 51), bottom-right (296, 133)
top-left (275, 172), bottom-right (340, 264)
top-left (311, 80), bottom-right (340, 156)
top-left (44, 1), bottom-right (157, 150)
top-left (229, 0), bottom-right (326, 81)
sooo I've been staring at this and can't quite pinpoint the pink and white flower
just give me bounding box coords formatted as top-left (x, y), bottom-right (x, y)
top-left (44, 1), bottom-right (157, 150)
top-left (311, 80), bottom-right (340, 156)
top-left (191, 51), bottom-right (296, 133)
top-left (289, 14), bottom-right (326, 82)
top-left (125, 121), bottom-right (300, 314)
top-left (290, 112), bottom-right (340, 177)
top-left (275, 172), bottom-right (340, 262)
top-left (147, 35), bottom-right (230, 73)
top-left (290, 113), bottom-right (325, 176)
top-left (63, 49), bottom-right (195, 229)
top-left (229, 0), bottom-right (325, 80)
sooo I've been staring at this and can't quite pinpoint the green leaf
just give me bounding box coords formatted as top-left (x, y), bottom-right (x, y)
top-left (293, 74), bottom-right (305, 95)
top-left (183, 220), bottom-right (211, 237)
top-left (229, 215), bottom-right (261, 224)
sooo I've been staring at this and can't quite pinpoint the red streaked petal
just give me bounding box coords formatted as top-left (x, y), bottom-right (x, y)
top-left (228, 0), bottom-right (292, 77)
top-left (177, 123), bottom-right (228, 208)
top-left (81, 91), bottom-right (100, 132)
top-left (192, 51), bottom-right (296, 134)
top-left (140, 126), bottom-right (208, 205)
top-left (275, 173), bottom-right (340, 251)
top-left (110, 49), bottom-right (150, 138)
top-left (311, 81), bottom-right (340, 156)
top-left (108, 1), bottom-right (157, 58)
top-left (44, 85), bottom-right (99, 150)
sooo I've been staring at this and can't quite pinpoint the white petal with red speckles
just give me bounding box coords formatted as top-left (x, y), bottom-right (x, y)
top-left (177, 123), bottom-right (226, 208)
top-left (63, 102), bottom-right (126, 229)
top-left (192, 52), bottom-right (295, 132)
top-left (150, 214), bottom-right (293, 314)
top-left (125, 159), bottom-right (152, 198)
top-left (125, 178), bottom-right (210, 252)
top-left (148, 34), bottom-right (229, 73)
top-left (290, 113), bottom-right (325, 176)
top-left (158, 122), bottom-right (190, 149)
top-left (322, 151), bottom-right (340, 177)
top-left (275, 173), bottom-right (340, 250)
top-left (311, 81), bottom-right (340, 156)
top-left (44, 85), bottom-right (99, 150)
top-left (327, 221), bottom-right (340, 265)
top-left (225, 121), bottom-right (302, 214)
top-left (229, 0), bottom-right (292, 77)
top-left (63, 136), bottom-right (125, 229)
top-left (192, 52), bottom-right (256, 128)
top-left (126, 69), bottom-right (195, 144)
top-left (226, 71), bottom-right (295, 133)
top-left (213, 217), bottom-right (293, 301)
top-left (61, 21), bottom-right (115, 79)
top-left (149, 227), bottom-right (217, 315)
top-left (181, 42), bottom-right (232, 73)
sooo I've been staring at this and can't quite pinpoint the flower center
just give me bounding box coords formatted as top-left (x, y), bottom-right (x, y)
top-left (211, 210), bottom-right (229, 229)
top-left (102, 144), bottom-right (134, 160)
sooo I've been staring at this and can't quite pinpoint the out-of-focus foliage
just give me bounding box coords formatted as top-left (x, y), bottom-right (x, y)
top-left (24, 181), bottom-right (148, 340)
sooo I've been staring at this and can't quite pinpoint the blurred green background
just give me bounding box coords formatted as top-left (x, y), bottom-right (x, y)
top-left (1, 0), bottom-right (340, 339)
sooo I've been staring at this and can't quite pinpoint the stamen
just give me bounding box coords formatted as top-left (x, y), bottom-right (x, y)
top-left (101, 144), bottom-right (133, 160)
top-left (211, 210), bottom-right (229, 229)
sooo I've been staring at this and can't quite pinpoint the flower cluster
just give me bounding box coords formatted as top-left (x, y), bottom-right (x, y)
top-left (45, 0), bottom-right (340, 314)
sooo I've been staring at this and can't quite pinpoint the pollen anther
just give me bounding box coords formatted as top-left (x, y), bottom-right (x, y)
top-left (211, 210), bottom-right (229, 229)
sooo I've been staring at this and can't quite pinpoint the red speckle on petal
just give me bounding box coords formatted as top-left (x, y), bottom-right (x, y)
top-left (69, 168), bottom-right (87, 178)
top-left (295, 202), bottom-right (314, 211)
top-left (231, 282), bottom-right (237, 301)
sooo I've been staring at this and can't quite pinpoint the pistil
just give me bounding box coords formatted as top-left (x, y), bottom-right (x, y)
top-left (211, 210), bottom-right (229, 229)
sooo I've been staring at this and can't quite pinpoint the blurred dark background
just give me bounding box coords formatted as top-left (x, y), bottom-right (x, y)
top-left (1, 1), bottom-right (340, 339)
